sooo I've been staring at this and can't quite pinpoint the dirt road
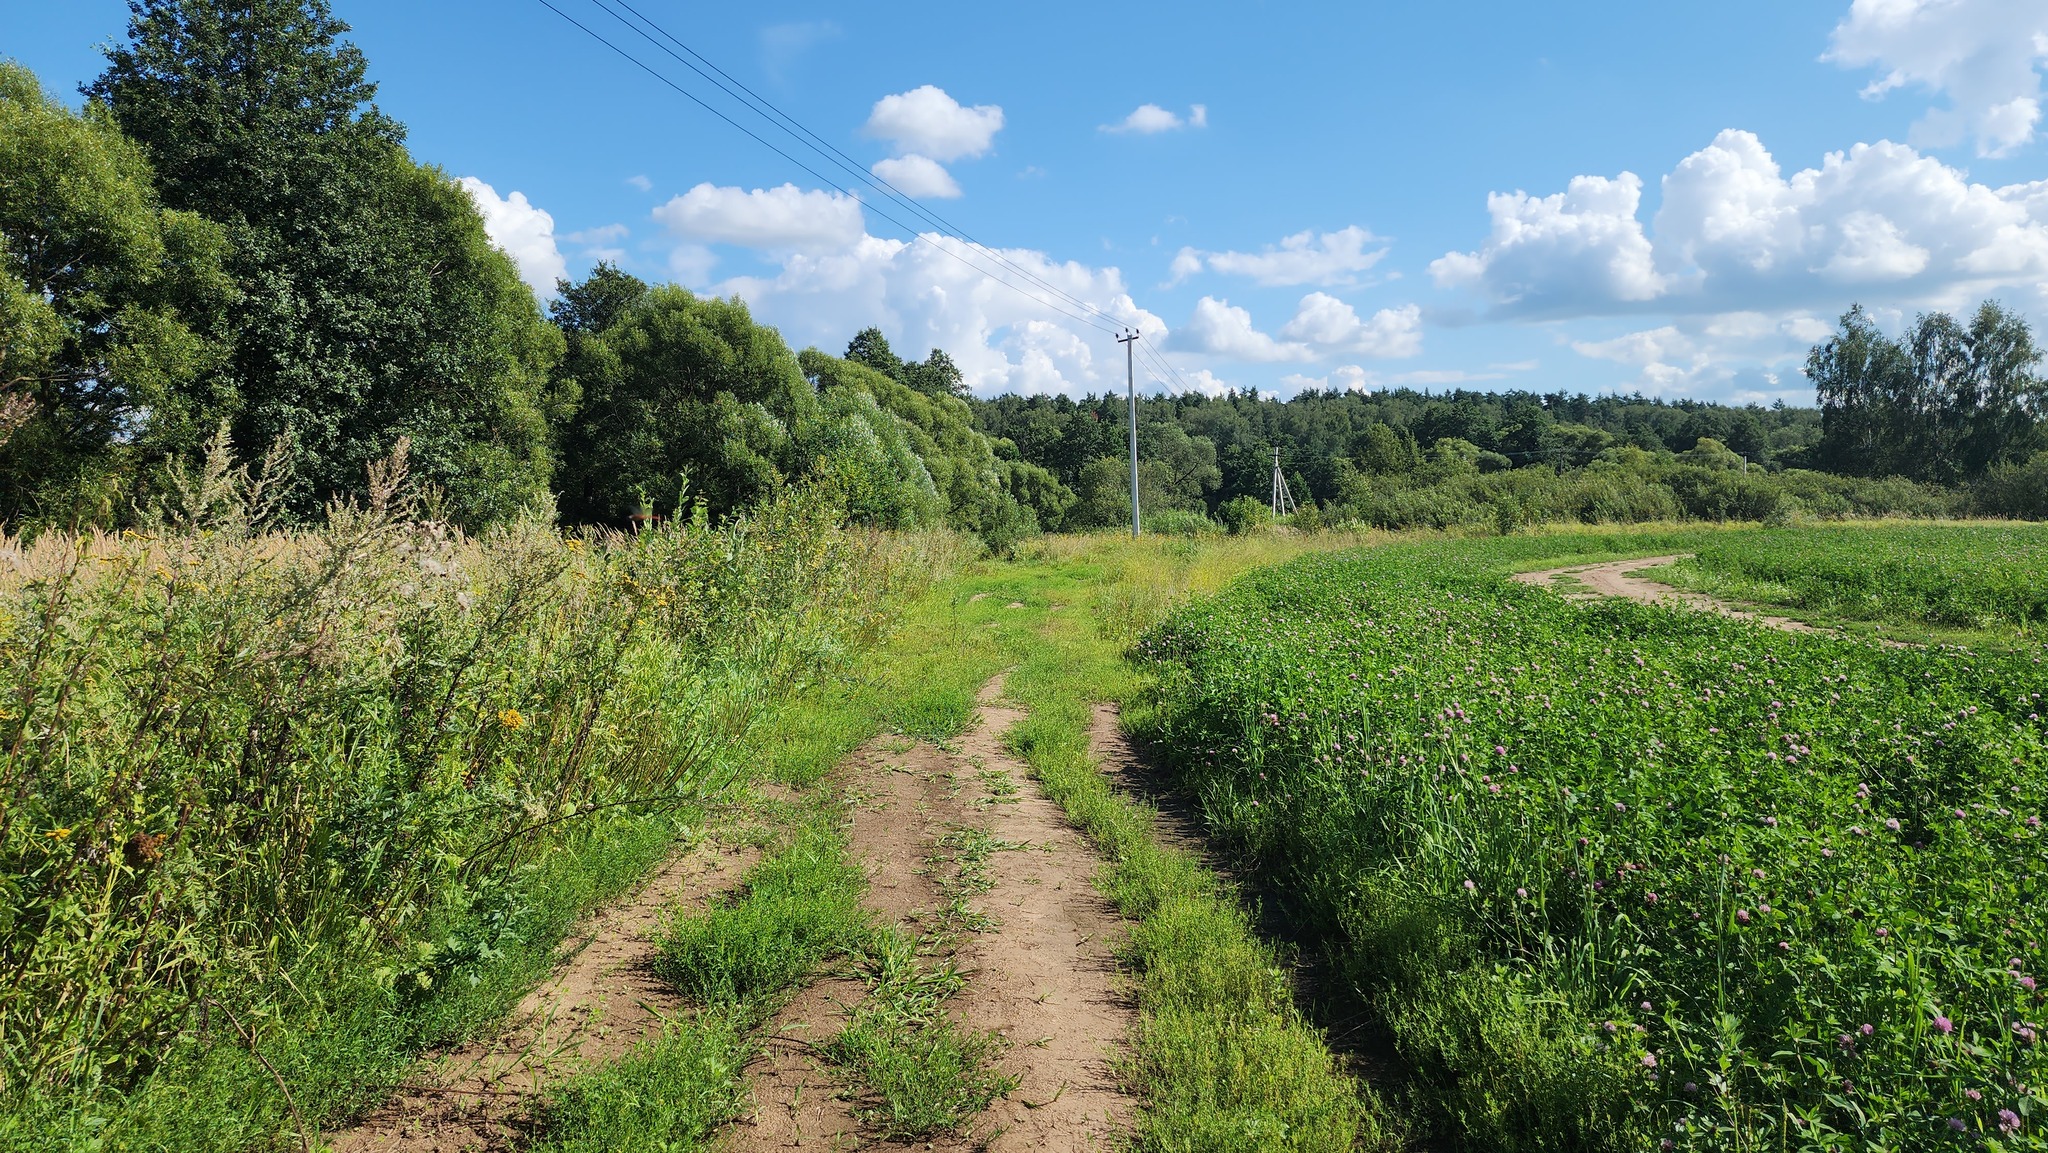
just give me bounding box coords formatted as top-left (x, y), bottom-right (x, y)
top-left (334, 673), bottom-right (1137, 1151)
top-left (727, 674), bottom-right (1134, 1152)
top-left (1512, 554), bottom-right (1828, 634)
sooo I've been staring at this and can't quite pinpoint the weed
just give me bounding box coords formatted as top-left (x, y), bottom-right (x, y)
top-left (828, 932), bottom-right (1018, 1139)
top-left (655, 825), bottom-right (871, 1011)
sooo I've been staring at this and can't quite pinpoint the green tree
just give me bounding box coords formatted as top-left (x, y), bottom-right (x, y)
top-left (554, 285), bottom-right (816, 523)
top-left (1810, 301), bottom-right (2045, 482)
top-left (1356, 422), bottom-right (1420, 475)
top-left (89, 0), bottom-right (560, 524)
top-left (0, 61), bottom-right (236, 523)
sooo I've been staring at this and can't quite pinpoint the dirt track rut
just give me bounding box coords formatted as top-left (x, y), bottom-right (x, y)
top-left (328, 839), bottom-right (760, 1152)
top-left (724, 673), bottom-right (1134, 1152)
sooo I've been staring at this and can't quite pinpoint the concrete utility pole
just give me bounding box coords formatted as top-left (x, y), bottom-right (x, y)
top-left (1118, 330), bottom-right (1141, 538)
top-left (1271, 446), bottom-right (1298, 518)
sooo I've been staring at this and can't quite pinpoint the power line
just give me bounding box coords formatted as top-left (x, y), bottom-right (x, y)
top-left (529, 0), bottom-right (1120, 336)
top-left (534, 0), bottom-right (1228, 406)
top-left (587, 0), bottom-right (1133, 335)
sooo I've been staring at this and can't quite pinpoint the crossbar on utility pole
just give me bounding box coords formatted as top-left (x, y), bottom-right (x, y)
top-left (1118, 330), bottom-right (1141, 538)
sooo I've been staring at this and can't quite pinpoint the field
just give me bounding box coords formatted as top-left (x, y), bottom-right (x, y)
top-left (1137, 525), bottom-right (2048, 1150)
top-left (1656, 523), bottom-right (2048, 637)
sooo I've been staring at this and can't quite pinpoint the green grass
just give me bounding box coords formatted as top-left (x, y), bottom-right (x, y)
top-left (971, 533), bottom-right (1399, 1152)
top-left (1657, 521), bottom-right (2048, 638)
top-left (655, 824), bottom-right (871, 1009)
top-left (527, 1011), bottom-right (752, 1153)
top-left (827, 932), bottom-right (1018, 1139)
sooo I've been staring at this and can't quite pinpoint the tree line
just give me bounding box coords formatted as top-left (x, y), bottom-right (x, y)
top-left (967, 306), bottom-right (2047, 531)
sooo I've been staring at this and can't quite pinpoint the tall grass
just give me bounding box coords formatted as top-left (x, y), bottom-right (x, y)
top-left (0, 437), bottom-right (960, 1147)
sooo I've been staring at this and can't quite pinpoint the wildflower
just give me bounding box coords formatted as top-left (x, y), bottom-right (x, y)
top-left (2000, 1109), bottom-right (2022, 1134)
top-left (1515, 887), bottom-right (1528, 899)
top-left (1885, 818), bottom-right (1901, 832)
top-left (1736, 909), bottom-right (1751, 924)
top-left (1838, 1033), bottom-right (1857, 1052)
top-left (1955, 808), bottom-right (1968, 819)
top-left (43, 827), bottom-right (71, 839)
top-left (1859, 1023), bottom-right (1874, 1036)
top-left (498, 708), bottom-right (527, 730)
top-left (1762, 816), bottom-right (1778, 827)
top-left (1641, 1001), bottom-right (1653, 1012)
top-left (1949, 1118), bottom-right (1967, 1132)
top-left (1493, 744), bottom-right (1506, 756)
top-left (1969, 1089), bottom-right (1984, 1101)
top-left (1850, 826), bottom-right (1865, 836)
top-left (1463, 879), bottom-right (1476, 892)
top-left (1640, 1053), bottom-right (1657, 1068)
top-left (1683, 1082), bottom-right (1698, 1094)
top-left (1935, 1016), bottom-right (1954, 1035)
top-left (2023, 976), bottom-right (2039, 992)
top-left (1645, 892), bottom-right (1658, 904)
top-left (1875, 927), bottom-right (1889, 937)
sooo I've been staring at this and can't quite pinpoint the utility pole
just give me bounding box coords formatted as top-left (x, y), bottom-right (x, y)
top-left (1270, 446), bottom-right (1297, 519)
top-left (1118, 330), bottom-right (1141, 538)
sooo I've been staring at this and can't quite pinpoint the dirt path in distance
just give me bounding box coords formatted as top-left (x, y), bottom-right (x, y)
top-left (328, 838), bottom-right (760, 1153)
top-left (1513, 554), bottom-right (1829, 635)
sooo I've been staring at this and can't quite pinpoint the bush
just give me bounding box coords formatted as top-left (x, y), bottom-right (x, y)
top-left (1145, 508), bottom-right (1221, 538)
top-left (1215, 495), bottom-right (1273, 536)
top-left (1978, 451), bottom-right (2048, 519)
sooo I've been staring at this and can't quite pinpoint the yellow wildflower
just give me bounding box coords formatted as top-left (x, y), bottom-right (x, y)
top-left (498, 708), bottom-right (526, 731)
top-left (44, 828), bottom-right (70, 839)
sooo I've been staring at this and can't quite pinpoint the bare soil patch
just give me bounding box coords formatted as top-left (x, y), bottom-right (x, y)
top-left (1514, 554), bottom-right (1829, 634)
top-left (723, 737), bottom-right (962, 1152)
top-left (327, 838), bottom-right (760, 1153)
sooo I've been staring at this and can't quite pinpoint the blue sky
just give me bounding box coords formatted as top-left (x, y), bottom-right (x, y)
top-left (7, 0), bottom-right (2048, 403)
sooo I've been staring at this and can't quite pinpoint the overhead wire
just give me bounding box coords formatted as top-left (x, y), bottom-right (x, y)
top-left (587, 0), bottom-right (1145, 336)
top-left (535, 0), bottom-right (1223, 402)
top-left (530, 0), bottom-right (1122, 337)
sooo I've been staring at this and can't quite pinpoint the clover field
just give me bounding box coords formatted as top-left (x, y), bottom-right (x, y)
top-left (1137, 527), bottom-right (2048, 1152)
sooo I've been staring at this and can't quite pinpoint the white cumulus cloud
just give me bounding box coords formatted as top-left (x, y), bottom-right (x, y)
top-left (864, 86), bottom-right (1004, 161)
top-left (1570, 311), bottom-right (1835, 400)
top-left (1436, 130), bottom-right (2048, 317)
top-left (871, 154), bottom-right (963, 199)
top-left (653, 183), bottom-right (866, 252)
top-left (1102, 103), bottom-right (1208, 133)
top-left (1280, 294), bottom-right (1424, 357)
top-left (1431, 173), bottom-right (1666, 312)
top-left (458, 178), bottom-right (566, 296)
top-left (709, 230), bottom-right (1169, 397)
top-left (1172, 297), bottom-right (1314, 363)
top-left (1826, 0), bottom-right (2048, 157)
top-left (1171, 226), bottom-right (1390, 288)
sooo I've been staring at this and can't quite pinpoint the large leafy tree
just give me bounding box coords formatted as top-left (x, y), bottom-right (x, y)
top-left (1811, 302), bottom-right (2046, 482)
top-left (88, 0), bottom-right (560, 524)
top-left (0, 61), bottom-right (236, 523)
top-left (552, 282), bottom-right (818, 523)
